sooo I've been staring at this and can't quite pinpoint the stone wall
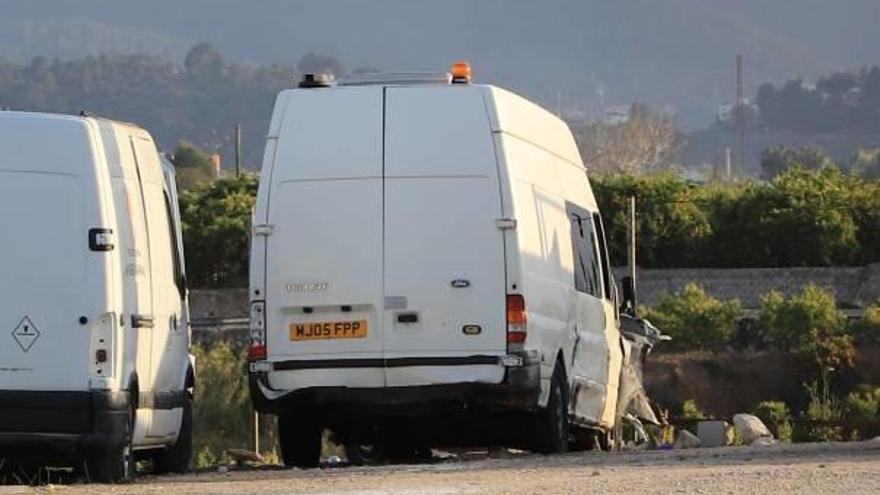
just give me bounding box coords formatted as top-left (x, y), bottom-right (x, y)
top-left (613, 263), bottom-right (880, 309)
top-left (188, 264), bottom-right (880, 344)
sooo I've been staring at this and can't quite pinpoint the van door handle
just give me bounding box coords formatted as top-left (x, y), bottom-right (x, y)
top-left (131, 314), bottom-right (154, 328)
top-left (397, 313), bottom-right (419, 324)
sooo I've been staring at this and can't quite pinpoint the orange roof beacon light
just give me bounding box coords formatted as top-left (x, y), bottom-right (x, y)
top-left (451, 61), bottom-right (472, 84)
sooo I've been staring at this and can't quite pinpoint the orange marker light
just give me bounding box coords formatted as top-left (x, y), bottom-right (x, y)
top-left (451, 61), bottom-right (472, 83)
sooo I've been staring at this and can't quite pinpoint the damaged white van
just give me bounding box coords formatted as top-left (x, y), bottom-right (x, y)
top-left (249, 65), bottom-right (644, 466)
top-left (0, 112), bottom-right (193, 481)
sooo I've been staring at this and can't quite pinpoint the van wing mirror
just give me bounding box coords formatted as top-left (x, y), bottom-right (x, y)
top-left (621, 276), bottom-right (636, 316)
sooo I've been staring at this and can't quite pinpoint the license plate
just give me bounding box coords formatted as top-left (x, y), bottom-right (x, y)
top-left (289, 320), bottom-right (368, 341)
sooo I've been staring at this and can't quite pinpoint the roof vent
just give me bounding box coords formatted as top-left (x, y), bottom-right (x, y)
top-left (298, 73), bottom-right (335, 88)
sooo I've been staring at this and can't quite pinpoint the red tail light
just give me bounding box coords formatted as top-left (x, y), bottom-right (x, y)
top-left (506, 294), bottom-right (527, 345)
top-left (248, 344), bottom-right (267, 361)
top-left (249, 302), bottom-right (267, 362)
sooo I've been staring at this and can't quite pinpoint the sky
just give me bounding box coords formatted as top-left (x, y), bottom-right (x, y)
top-left (1, 0), bottom-right (878, 127)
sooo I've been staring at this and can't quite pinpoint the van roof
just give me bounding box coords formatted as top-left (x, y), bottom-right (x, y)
top-left (0, 110), bottom-right (146, 132)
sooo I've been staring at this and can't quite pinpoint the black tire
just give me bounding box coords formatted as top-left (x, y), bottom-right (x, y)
top-left (344, 443), bottom-right (384, 466)
top-left (532, 366), bottom-right (570, 454)
top-left (278, 411), bottom-right (322, 468)
top-left (153, 397), bottom-right (193, 474)
top-left (88, 406), bottom-right (135, 483)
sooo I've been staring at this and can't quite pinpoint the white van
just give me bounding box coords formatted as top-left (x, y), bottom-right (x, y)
top-left (248, 67), bottom-right (633, 466)
top-left (0, 112), bottom-right (193, 481)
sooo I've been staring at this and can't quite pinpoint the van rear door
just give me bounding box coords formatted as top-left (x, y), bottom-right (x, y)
top-left (383, 86), bottom-right (507, 387)
top-left (263, 87), bottom-right (386, 389)
top-left (0, 117), bottom-right (102, 392)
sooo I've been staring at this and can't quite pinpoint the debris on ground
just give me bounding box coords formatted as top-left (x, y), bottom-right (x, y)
top-left (673, 429), bottom-right (701, 449)
top-left (697, 421), bottom-right (729, 448)
top-left (733, 414), bottom-right (774, 444)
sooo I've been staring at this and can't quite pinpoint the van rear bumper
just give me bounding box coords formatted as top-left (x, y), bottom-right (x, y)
top-left (249, 351), bottom-right (541, 416)
top-left (0, 390), bottom-right (130, 456)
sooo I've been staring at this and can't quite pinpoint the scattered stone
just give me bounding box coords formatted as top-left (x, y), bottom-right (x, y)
top-left (226, 448), bottom-right (265, 465)
top-left (751, 437), bottom-right (778, 447)
top-left (674, 429), bottom-right (701, 449)
top-left (697, 420), bottom-right (728, 447)
top-left (733, 414), bottom-right (773, 444)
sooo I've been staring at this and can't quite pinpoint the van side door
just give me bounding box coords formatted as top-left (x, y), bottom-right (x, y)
top-left (130, 136), bottom-right (185, 438)
top-left (566, 203), bottom-right (616, 427)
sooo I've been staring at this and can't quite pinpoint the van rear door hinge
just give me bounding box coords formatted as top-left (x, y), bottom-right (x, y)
top-left (253, 224), bottom-right (274, 236)
top-left (496, 218), bottom-right (517, 230)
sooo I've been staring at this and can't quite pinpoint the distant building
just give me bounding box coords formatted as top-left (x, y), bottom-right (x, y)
top-left (602, 105), bottom-right (631, 125)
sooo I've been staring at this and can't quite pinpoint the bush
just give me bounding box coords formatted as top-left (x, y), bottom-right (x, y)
top-left (759, 284), bottom-right (854, 371)
top-left (681, 399), bottom-right (707, 420)
top-left (849, 303), bottom-right (880, 345)
top-left (795, 380), bottom-right (846, 442)
top-left (192, 343), bottom-right (252, 465)
top-left (641, 283), bottom-right (741, 351)
top-left (592, 166), bottom-right (878, 268)
top-left (179, 174), bottom-right (258, 288)
top-left (753, 401), bottom-right (793, 442)
top-left (845, 385), bottom-right (880, 421)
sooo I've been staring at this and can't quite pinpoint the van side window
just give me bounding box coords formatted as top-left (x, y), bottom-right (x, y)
top-left (567, 205), bottom-right (603, 298)
top-left (592, 213), bottom-right (613, 300)
top-left (163, 192), bottom-right (185, 297)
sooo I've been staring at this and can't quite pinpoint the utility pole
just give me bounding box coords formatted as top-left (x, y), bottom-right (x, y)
top-left (235, 123), bottom-right (242, 177)
top-left (725, 147), bottom-right (733, 182)
top-left (736, 54), bottom-right (745, 176)
top-left (627, 195), bottom-right (637, 311)
top-left (253, 411), bottom-right (260, 455)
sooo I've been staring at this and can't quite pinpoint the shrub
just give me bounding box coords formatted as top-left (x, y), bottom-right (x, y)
top-left (759, 284), bottom-right (854, 371)
top-left (591, 167), bottom-right (878, 268)
top-left (641, 283), bottom-right (741, 351)
top-left (795, 380), bottom-right (845, 442)
top-left (845, 385), bottom-right (880, 421)
top-left (849, 303), bottom-right (880, 345)
top-left (681, 399), bottom-right (706, 420)
top-left (192, 342), bottom-right (254, 465)
top-left (753, 401), bottom-right (792, 442)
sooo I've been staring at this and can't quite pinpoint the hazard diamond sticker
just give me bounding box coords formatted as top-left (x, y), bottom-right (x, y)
top-left (12, 316), bottom-right (40, 353)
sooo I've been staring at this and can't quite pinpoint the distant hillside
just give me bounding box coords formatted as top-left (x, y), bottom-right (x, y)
top-left (2, 0), bottom-right (879, 126)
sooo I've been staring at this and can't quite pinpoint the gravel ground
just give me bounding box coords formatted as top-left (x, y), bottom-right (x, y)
top-left (5, 440), bottom-right (880, 495)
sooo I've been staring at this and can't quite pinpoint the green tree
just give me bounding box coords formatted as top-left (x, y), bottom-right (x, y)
top-left (179, 174), bottom-right (258, 288)
top-left (759, 146), bottom-right (835, 180)
top-left (172, 140), bottom-right (216, 190)
top-left (592, 173), bottom-right (712, 267)
top-left (641, 283), bottom-right (742, 351)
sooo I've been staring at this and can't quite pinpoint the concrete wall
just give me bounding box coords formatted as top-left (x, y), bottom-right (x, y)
top-left (188, 263), bottom-right (880, 343)
top-left (613, 263), bottom-right (880, 309)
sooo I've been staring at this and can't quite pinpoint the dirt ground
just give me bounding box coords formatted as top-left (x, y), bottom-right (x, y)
top-left (5, 440), bottom-right (880, 495)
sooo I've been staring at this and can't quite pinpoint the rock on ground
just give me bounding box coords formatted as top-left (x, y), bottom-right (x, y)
top-left (734, 413), bottom-right (773, 444)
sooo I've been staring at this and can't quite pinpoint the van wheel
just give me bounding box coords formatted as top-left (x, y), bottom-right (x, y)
top-left (532, 367), bottom-right (569, 454)
top-left (153, 397), bottom-right (193, 473)
top-left (88, 406), bottom-right (135, 483)
top-left (278, 412), bottom-right (322, 468)
top-left (345, 443), bottom-right (384, 466)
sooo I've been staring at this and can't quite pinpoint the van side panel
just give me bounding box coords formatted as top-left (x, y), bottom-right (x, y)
top-left (488, 85), bottom-right (621, 425)
top-left (495, 134), bottom-right (575, 400)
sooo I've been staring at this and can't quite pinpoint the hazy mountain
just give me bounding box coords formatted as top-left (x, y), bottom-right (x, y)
top-left (1, 0), bottom-right (878, 127)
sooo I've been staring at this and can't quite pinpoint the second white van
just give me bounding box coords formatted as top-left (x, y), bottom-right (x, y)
top-left (249, 67), bottom-right (634, 466)
top-left (0, 112), bottom-right (194, 481)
